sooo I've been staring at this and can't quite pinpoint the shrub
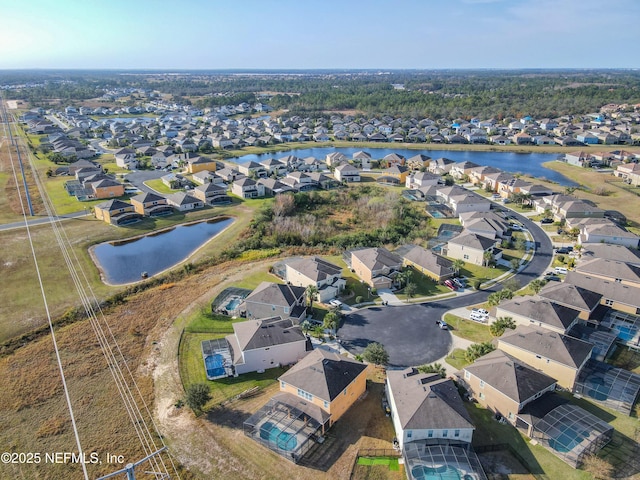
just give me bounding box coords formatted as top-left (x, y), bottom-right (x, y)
top-left (362, 342), bottom-right (389, 366)
top-left (557, 254), bottom-right (565, 263)
top-left (185, 383), bottom-right (211, 413)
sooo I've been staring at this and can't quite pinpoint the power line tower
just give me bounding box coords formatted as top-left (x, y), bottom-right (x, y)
top-left (96, 447), bottom-right (169, 480)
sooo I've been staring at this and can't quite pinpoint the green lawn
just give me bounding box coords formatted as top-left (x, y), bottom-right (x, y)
top-left (232, 269), bottom-right (281, 290)
top-left (144, 178), bottom-right (176, 194)
top-left (458, 261), bottom-right (509, 282)
top-left (444, 314), bottom-right (493, 343)
top-left (395, 270), bottom-right (450, 301)
top-left (445, 348), bottom-right (469, 370)
top-left (177, 309), bottom-right (283, 406)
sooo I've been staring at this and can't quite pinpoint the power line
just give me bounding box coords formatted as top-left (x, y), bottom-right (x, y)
top-left (1, 96), bottom-right (88, 479)
top-left (5, 101), bottom-right (181, 479)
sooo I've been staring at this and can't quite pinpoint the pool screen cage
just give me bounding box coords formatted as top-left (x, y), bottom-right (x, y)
top-left (531, 403), bottom-right (613, 468)
top-left (403, 443), bottom-right (487, 480)
top-left (243, 394), bottom-right (329, 463)
top-left (574, 359), bottom-right (640, 415)
top-left (210, 287), bottom-right (252, 314)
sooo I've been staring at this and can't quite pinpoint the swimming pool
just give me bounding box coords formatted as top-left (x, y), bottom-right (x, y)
top-left (614, 325), bottom-right (637, 342)
top-left (205, 354), bottom-right (226, 378)
top-left (411, 464), bottom-right (464, 480)
top-left (225, 297), bottom-right (242, 311)
top-left (260, 421), bottom-right (298, 451)
top-left (549, 427), bottom-right (589, 453)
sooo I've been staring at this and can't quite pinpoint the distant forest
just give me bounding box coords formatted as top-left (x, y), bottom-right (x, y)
top-left (2, 69), bottom-right (640, 119)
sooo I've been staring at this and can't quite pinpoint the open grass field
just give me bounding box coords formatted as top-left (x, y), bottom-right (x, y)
top-left (0, 202), bottom-right (255, 345)
top-left (445, 348), bottom-right (469, 370)
top-left (144, 177), bottom-right (177, 194)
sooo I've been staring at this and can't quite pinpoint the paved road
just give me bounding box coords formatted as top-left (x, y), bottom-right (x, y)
top-left (338, 207), bottom-right (554, 367)
top-left (124, 170), bottom-right (166, 194)
top-left (0, 211), bottom-right (92, 231)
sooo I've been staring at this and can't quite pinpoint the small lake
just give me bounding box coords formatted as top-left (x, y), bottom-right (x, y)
top-left (232, 147), bottom-right (577, 186)
top-left (92, 218), bottom-right (234, 285)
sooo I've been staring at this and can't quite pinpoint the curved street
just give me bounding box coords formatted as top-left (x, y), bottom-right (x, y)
top-left (338, 207), bottom-right (554, 367)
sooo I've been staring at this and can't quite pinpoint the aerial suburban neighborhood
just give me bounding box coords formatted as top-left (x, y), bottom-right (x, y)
top-left (3, 36), bottom-right (640, 480)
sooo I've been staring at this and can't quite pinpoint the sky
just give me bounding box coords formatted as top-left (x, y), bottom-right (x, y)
top-left (1, 0), bottom-right (639, 70)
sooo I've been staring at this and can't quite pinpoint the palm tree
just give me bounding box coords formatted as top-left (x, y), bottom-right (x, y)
top-left (452, 259), bottom-right (465, 276)
top-left (305, 285), bottom-right (318, 309)
top-left (529, 279), bottom-right (546, 294)
top-left (323, 311), bottom-right (340, 334)
top-left (483, 250), bottom-right (494, 267)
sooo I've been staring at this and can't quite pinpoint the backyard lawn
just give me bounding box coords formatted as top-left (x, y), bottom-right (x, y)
top-left (177, 309), bottom-right (285, 406)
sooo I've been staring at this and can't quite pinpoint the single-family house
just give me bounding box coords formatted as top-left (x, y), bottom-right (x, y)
top-left (386, 368), bottom-right (475, 450)
top-left (498, 326), bottom-right (593, 389)
top-left (193, 182), bottom-right (230, 205)
top-left (283, 257), bottom-right (345, 303)
top-left (186, 156), bottom-right (217, 174)
top-left (231, 177), bottom-right (265, 198)
top-left (130, 192), bottom-right (173, 216)
top-left (614, 162), bottom-right (640, 186)
top-left (93, 199), bottom-right (141, 226)
top-left (565, 151), bottom-right (592, 168)
top-left (278, 349), bottom-right (368, 428)
top-left (446, 232), bottom-right (498, 267)
top-left (406, 154), bottom-right (431, 170)
top-left (87, 178), bottom-right (125, 199)
top-left (378, 165), bottom-right (409, 185)
top-left (494, 296), bottom-right (582, 335)
top-left (428, 157), bottom-right (455, 175)
top-left (165, 192), bottom-right (204, 211)
top-left (458, 350), bottom-right (557, 426)
top-left (538, 283), bottom-right (602, 321)
top-left (405, 171), bottom-right (440, 189)
top-left (396, 244), bottom-right (455, 282)
top-left (244, 282), bottom-right (307, 321)
top-left (334, 163), bottom-right (360, 183)
top-left (349, 247), bottom-right (402, 289)
top-left (226, 317), bottom-right (310, 375)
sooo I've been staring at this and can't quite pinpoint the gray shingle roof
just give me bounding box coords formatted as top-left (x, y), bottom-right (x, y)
top-left (463, 350), bottom-right (557, 404)
top-left (565, 271), bottom-right (640, 309)
top-left (580, 244), bottom-right (640, 265)
top-left (351, 247), bottom-right (402, 272)
top-left (499, 326), bottom-right (593, 369)
top-left (497, 296), bottom-right (581, 331)
top-left (233, 317), bottom-right (306, 351)
top-left (245, 282), bottom-right (305, 308)
top-left (285, 257), bottom-right (342, 283)
top-left (396, 244), bottom-right (454, 277)
top-left (278, 349), bottom-right (367, 402)
top-left (576, 258), bottom-right (640, 284)
top-left (387, 368), bottom-right (474, 430)
top-left (448, 232), bottom-right (496, 251)
top-left (538, 283), bottom-right (602, 313)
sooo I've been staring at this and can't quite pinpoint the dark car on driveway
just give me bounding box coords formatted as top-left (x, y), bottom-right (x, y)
top-left (541, 218), bottom-right (553, 224)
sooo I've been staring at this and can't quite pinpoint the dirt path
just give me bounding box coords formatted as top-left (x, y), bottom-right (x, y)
top-left (151, 259), bottom-right (280, 478)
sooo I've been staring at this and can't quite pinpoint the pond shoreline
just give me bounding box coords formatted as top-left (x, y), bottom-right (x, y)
top-left (89, 216), bottom-right (235, 287)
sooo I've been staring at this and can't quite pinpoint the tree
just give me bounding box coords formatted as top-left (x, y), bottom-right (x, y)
top-left (417, 362), bottom-right (447, 378)
top-left (362, 342), bottom-right (389, 366)
top-left (510, 258), bottom-right (521, 271)
top-left (487, 288), bottom-right (513, 307)
top-left (514, 237), bottom-right (527, 252)
top-left (404, 282), bottom-right (417, 301)
top-left (483, 250), bottom-right (494, 267)
top-left (464, 342), bottom-right (495, 362)
top-left (452, 259), bottom-right (465, 276)
top-left (529, 279), bottom-right (547, 294)
top-left (581, 455), bottom-right (614, 480)
top-left (305, 285), bottom-right (318, 309)
top-left (300, 320), bottom-right (312, 335)
top-left (185, 383), bottom-right (211, 413)
top-left (312, 324), bottom-right (325, 339)
top-left (323, 311), bottom-right (340, 333)
top-left (490, 317), bottom-right (516, 337)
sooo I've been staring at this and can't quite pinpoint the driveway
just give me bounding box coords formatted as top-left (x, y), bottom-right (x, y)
top-left (338, 209), bottom-right (554, 368)
top-left (125, 170), bottom-right (167, 194)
